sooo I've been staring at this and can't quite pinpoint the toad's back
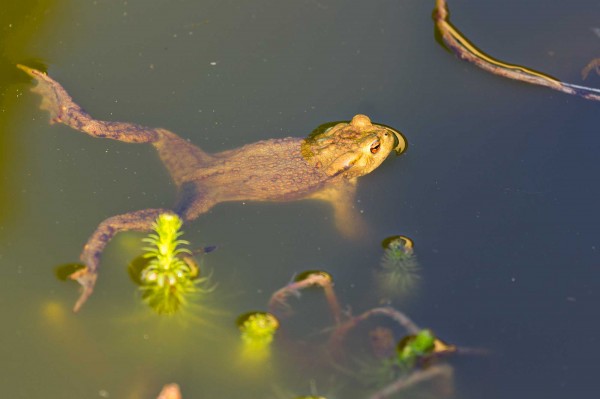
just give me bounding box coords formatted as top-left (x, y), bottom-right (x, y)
top-left (204, 137), bottom-right (333, 201)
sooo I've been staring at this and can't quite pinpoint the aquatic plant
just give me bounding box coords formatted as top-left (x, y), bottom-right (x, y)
top-left (375, 236), bottom-right (420, 299)
top-left (139, 213), bottom-right (207, 314)
top-left (236, 311), bottom-right (280, 363)
top-left (396, 329), bottom-right (436, 369)
top-left (237, 311), bottom-right (280, 347)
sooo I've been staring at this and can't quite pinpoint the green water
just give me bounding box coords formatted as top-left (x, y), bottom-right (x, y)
top-left (1, 1), bottom-right (599, 398)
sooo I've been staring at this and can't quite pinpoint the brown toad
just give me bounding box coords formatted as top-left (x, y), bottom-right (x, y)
top-left (18, 65), bottom-right (406, 311)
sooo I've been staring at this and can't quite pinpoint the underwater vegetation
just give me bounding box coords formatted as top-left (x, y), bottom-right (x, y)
top-left (396, 329), bottom-right (441, 369)
top-left (328, 306), bottom-right (461, 398)
top-left (398, 329), bottom-right (466, 369)
top-left (54, 227), bottom-right (477, 399)
top-left (237, 311), bottom-right (280, 347)
top-left (236, 311), bottom-right (280, 363)
top-left (375, 236), bottom-right (420, 300)
top-left (136, 213), bottom-right (213, 315)
top-left (269, 280), bottom-right (459, 398)
top-left (53, 227), bottom-right (480, 398)
top-left (234, 230), bottom-right (485, 399)
top-left (53, 213), bottom-right (215, 314)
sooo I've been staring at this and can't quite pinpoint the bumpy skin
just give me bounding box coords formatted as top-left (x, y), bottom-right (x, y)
top-left (18, 65), bottom-right (406, 311)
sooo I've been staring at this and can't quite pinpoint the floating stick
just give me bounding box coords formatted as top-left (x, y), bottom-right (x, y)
top-left (434, 0), bottom-right (600, 101)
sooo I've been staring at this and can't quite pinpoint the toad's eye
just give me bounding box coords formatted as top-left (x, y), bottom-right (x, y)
top-left (370, 140), bottom-right (381, 154)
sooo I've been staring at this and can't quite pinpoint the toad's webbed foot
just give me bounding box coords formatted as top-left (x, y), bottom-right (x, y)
top-left (68, 267), bottom-right (98, 313)
top-left (17, 64), bottom-right (159, 143)
top-left (72, 208), bottom-right (172, 312)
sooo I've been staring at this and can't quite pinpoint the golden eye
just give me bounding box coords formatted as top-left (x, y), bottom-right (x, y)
top-left (370, 141), bottom-right (381, 154)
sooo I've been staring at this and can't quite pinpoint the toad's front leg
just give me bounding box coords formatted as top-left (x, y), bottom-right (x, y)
top-left (309, 179), bottom-right (370, 239)
top-left (72, 208), bottom-right (172, 312)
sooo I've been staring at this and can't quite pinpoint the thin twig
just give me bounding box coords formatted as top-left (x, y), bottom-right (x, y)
top-left (368, 363), bottom-right (454, 399)
top-left (268, 271), bottom-right (342, 324)
top-left (328, 306), bottom-right (420, 358)
top-left (581, 58), bottom-right (600, 80)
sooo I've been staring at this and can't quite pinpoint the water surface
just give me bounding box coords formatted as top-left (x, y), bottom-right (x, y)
top-left (1, 1), bottom-right (599, 398)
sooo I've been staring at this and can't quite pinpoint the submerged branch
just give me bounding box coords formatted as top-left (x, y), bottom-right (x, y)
top-left (329, 306), bottom-right (420, 358)
top-left (434, 0), bottom-right (600, 101)
top-left (581, 58), bottom-right (600, 80)
top-left (368, 364), bottom-right (454, 399)
top-left (268, 271), bottom-right (342, 325)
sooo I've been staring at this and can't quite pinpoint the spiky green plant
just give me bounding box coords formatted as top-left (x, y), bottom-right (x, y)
top-left (139, 213), bottom-right (200, 314)
top-left (375, 236), bottom-right (420, 299)
top-left (238, 312), bottom-right (280, 346)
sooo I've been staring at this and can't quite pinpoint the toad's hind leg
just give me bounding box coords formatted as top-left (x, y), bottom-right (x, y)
top-left (19, 65), bottom-right (214, 187)
top-left (72, 208), bottom-right (172, 312)
top-left (18, 64), bottom-right (159, 143)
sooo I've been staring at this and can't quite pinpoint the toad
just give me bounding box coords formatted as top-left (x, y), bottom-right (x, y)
top-left (18, 65), bottom-right (406, 311)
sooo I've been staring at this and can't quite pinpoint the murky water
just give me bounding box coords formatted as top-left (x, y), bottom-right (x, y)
top-left (1, 1), bottom-right (599, 398)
